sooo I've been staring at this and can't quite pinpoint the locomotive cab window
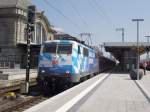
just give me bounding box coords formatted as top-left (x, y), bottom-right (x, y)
top-left (43, 43), bottom-right (72, 54)
top-left (43, 44), bottom-right (57, 53)
top-left (57, 44), bottom-right (72, 54)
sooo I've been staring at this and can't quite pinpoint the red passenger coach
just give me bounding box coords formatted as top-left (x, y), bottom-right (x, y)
top-left (99, 56), bottom-right (116, 72)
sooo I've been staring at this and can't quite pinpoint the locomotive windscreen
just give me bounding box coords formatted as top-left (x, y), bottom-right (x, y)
top-left (43, 43), bottom-right (72, 54)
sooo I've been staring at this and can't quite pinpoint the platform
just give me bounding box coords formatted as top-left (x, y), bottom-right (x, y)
top-left (0, 69), bottom-right (37, 88)
top-left (25, 72), bottom-right (150, 112)
top-left (76, 73), bottom-right (150, 112)
top-left (0, 69), bottom-right (37, 80)
top-left (139, 71), bottom-right (150, 93)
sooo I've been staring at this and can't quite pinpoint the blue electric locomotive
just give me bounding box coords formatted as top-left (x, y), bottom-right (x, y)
top-left (37, 40), bottom-right (99, 87)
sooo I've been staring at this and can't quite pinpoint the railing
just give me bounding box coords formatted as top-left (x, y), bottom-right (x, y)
top-left (0, 55), bottom-right (38, 69)
top-left (0, 55), bottom-right (21, 69)
top-left (0, 62), bottom-right (15, 69)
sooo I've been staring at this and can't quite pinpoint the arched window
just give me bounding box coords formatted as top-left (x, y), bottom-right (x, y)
top-left (0, 23), bottom-right (7, 45)
top-left (24, 28), bottom-right (27, 42)
top-left (36, 23), bottom-right (41, 44)
top-left (42, 27), bottom-right (47, 41)
top-left (35, 23), bottom-right (47, 44)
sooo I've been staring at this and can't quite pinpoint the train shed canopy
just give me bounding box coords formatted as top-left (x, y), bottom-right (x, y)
top-left (104, 42), bottom-right (150, 59)
top-left (103, 42), bottom-right (150, 71)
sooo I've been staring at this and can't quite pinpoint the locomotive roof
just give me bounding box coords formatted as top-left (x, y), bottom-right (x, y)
top-left (44, 40), bottom-right (95, 51)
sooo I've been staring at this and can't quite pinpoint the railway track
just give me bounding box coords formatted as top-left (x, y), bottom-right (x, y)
top-left (0, 96), bottom-right (47, 112)
top-left (0, 71), bottom-right (111, 112)
top-left (0, 77), bottom-right (69, 112)
top-left (0, 78), bottom-right (40, 112)
top-left (0, 78), bottom-right (37, 96)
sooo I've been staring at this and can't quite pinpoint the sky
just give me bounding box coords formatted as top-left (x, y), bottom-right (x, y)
top-left (32, 0), bottom-right (150, 46)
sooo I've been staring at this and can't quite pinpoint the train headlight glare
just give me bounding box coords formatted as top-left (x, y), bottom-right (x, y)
top-left (41, 70), bottom-right (45, 73)
top-left (66, 71), bottom-right (70, 74)
top-left (65, 71), bottom-right (70, 77)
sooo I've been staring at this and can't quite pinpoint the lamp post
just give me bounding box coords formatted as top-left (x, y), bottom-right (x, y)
top-left (145, 36), bottom-right (150, 59)
top-left (116, 28), bottom-right (125, 42)
top-left (132, 19), bottom-right (144, 80)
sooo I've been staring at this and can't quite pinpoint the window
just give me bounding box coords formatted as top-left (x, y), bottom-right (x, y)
top-left (43, 43), bottom-right (72, 54)
top-left (43, 44), bottom-right (57, 53)
top-left (36, 23), bottom-right (47, 44)
top-left (36, 23), bottom-right (42, 44)
top-left (0, 23), bottom-right (7, 45)
top-left (0, 48), bottom-right (1, 53)
top-left (42, 27), bottom-right (47, 41)
top-left (57, 44), bottom-right (72, 54)
top-left (78, 46), bottom-right (81, 54)
top-left (83, 48), bottom-right (89, 57)
top-left (0, 62), bottom-right (4, 68)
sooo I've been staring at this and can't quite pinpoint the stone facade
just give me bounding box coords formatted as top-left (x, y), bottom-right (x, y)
top-left (0, 0), bottom-right (54, 69)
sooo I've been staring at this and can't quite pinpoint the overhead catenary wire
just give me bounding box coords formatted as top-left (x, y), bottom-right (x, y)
top-left (43, 0), bottom-right (83, 31)
top-left (87, 0), bottom-right (115, 29)
top-left (87, 0), bottom-right (106, 20)
top-left (65, 0), bottom-right (94, 43)
top-left (92, 0), bottom-right (115, 28)
top-left (65, 0), bottom-right (89, 27)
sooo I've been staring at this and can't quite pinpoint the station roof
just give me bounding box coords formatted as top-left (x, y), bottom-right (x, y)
top-left (103, 42), bottom-right (150, 60)
top-left (104, 42), bottom-right (150, 48)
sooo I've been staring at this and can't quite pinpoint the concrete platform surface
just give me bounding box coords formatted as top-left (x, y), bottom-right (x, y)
top-left (25, 72), bottom-right (150, 112)
top-left (0, 69), bottom-right (37, 80)
top-left (24, 73), bottom-right (110, 112)
top-left (139, 70), bottom-right (150, 93)
top-left (0, 69), bottom-right (37, 88)
top-left (75, 73), bottom-right (150, 112)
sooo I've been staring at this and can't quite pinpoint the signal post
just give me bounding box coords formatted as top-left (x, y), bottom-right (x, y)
top-left (21, 5), bottom-right (36, 94)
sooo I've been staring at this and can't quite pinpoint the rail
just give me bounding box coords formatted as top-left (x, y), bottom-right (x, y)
top-left (0, 78), bottom-right (37, 96)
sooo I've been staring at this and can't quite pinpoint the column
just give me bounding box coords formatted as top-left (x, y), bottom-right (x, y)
top-left (34, 24), bottom-right (37, 44)
top-left (40, 26), bottom-right (43, 44)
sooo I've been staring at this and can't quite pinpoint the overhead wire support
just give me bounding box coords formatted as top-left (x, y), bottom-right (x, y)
top-left (80, 33), bottom-right (93, 46)
top-left (43, 0), bottom-right (83, 31)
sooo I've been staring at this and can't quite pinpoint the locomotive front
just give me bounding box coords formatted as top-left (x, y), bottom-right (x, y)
top-left (38, 41), bottom-right (73, 85)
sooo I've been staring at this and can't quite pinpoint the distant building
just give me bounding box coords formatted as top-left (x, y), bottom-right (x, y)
top-left (0, 0), bottom-right (54, 69)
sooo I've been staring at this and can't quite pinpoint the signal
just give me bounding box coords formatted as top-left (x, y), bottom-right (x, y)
top-left (24, 5), bottom-right (36, 94)
top-left (28, 5), bottom-right (36, 31)
top-left (28, 5), bottom-right (36, 25)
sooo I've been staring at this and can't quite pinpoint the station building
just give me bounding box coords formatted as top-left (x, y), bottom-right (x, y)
top-left (0, 0), bottom-right (55, 69)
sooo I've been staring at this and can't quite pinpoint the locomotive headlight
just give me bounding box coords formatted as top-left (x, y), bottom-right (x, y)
top-left (65, 71), bottom-right (70, 77)
top-left (41, 70), bottom-right (45, 73)
top-left (66, 71), bottom-right (70, 74)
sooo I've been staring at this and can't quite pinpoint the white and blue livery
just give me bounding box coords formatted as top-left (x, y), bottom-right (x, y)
top-left (38, 40), bottom-right (99, 86)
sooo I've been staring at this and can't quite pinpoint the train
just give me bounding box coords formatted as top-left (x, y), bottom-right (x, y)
top-left (37, 39), bottom-right (116, 92)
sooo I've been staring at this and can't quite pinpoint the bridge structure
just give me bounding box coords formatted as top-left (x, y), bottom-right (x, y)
top-left (104, 42), bottom-right (150, 71)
